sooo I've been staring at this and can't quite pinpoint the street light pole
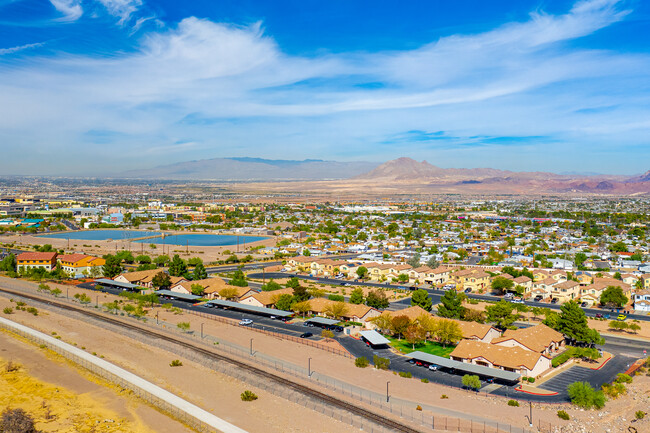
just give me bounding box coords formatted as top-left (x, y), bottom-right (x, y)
top-left (201, 322), bottom-right (204, 339)
top-left (156, 311), bottom-right (159, 325)
top-left (250, 338), bottom-right (253, 356)
top-left (525, 401), bottom-right (533, 427)
top-left (308, 357), bottom-right (312, 378)
top-left (386, 381), bottom-right (390, 403)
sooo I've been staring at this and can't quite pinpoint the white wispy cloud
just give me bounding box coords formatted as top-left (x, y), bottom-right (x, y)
top-left (95, 0), bottom-right (142, 25)
top-left (49, 0), bottom-right (83, 22)
top-left (1, 0), bottom-right (648, 175)
top-left (0, 42), bottom-right (44, 55)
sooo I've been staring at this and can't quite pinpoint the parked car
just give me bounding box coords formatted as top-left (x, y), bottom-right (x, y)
top-left (550, 298), bottom-right (559, 304)
top-left (464, 288), bottom-right (472, 293)
top-left (239, 319), bottom-right (253, 326)
top-left (334, 326), bottom-right (344, 333)
top-left (300, 332), bottom-right (313, 338)
top-left (533, 295), bottom-right (543, 302)
top-left (595, 313), bottom-right (604, 318)
top-left (504, 293), bottom-right (514, 299)
top-left (580, 302), bottom-right (588, 308)
top-left (617, 314), bottom-right (627, 321)
top-left (511, 298), bottom-right (524, 304)
top-left (428, 364), bottom-right (438, 371)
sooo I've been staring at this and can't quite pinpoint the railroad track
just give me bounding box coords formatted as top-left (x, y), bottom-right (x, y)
top-left (0, 286), bottom-right (423, 433)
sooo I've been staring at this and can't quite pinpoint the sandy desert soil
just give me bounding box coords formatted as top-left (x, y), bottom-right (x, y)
top-left (0, 331), bottom-right (193, 433)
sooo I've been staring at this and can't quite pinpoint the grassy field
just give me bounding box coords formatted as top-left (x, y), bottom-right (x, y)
top-left (385, 336), bottom-right (455, 358)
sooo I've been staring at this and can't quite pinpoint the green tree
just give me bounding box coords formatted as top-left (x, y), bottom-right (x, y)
top-left (485, 300), bottom-right (519, 330)
top-left (187, 257), bottom-right (203, 267)
top-left (491, 276), bottom-right (514, 295)
top-left (230, 269), bottom-right (249, 287)
top-left (190, 283), bottom-right (205, 296)
top-left (397, 273), bottom-right (409, 283)
top-left (115, 250), bottom-right (135, 264)
top-left (291, 300), bottom-right (311, 318)
top-left (135, 254), bottom-right (151, 264)
top-left (261, 279), bottom-right (283, 291)
top-left (406, 253), bottom-right (421, 268)
top-left (410, 289), bottom-right (432, 311)
top-left (154, 255), bottom-right (170, 267)
top-left (349, 287), bottom-right (365, 304)
top-left (286, 277), bottom-right (301, 289)
top-left (391, 315), bottom-right (411, 340)
top-left (461, 374), bottom-right (481, 391)
top-left (0, 254), bottom-right (17, 272)
top-left (275, 294), bottom-right (294, 310)
top-left (177, 322), bottom-right (190, 332)
top-left (365, 290), bottom-right (389, 309)
top-left (609, 241), bottom-right (628, 252)
top-left (102, 255), bottom-right (122, 279)
top-left (292, 284), bottom-right (309, 302)
top-left (152, 272), bottom-right (171, 289)
top-left (168, 255), bottom-right (187, 277)
top-left (599, 286), bottom-right (628, 308)
top-left (567, 382), bottom-right (605, 409)
top-left (436, 290), bottom-right (465, 319)
top-left (324, 301), bottom-right (349, 319)
top-left (404, 323), bottom-right (426, 349)
top-left (192, 263), bottom-right (207, 281)
top-left (557, 301), bottom-right (604, 345)
top-left (356, 266), bottom-right (368, 279)
top-left (435, 319), bottom-right (463, 347)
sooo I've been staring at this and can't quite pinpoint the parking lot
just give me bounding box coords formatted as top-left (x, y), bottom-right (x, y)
top-left (538, 366), bottom-right (597, 394)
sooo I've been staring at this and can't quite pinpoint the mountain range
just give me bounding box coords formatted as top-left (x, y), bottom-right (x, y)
top-left (121, 157), bottom-right (379, 181)
top-left (121, 156), bottom-right (650, 195)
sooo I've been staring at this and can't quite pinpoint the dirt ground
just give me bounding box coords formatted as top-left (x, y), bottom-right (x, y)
top-left (1, 232), bottom-right (276, 264)
top-left (0, 331), bottom-right (193, 433)
top-left (1, 277), bottom-right (647, 432)
top-left (0, 290), bottom-right (361, 432)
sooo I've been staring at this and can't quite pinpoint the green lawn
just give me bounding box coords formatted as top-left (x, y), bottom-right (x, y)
top-left (385, 335), bottom-right (455, 358)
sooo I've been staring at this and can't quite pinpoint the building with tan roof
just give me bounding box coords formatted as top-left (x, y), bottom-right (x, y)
top-left (451, 320), bottom-right (501, 344)
top-left (306, 297), bottom-right (380, 324)
top-left (549, 280), bottom-right (581, 303)
top-left (239, 287), bottom-right (295, 308)
top-left (450, 340), bottom-right (551, 377)
top-left (491, 324), bottom-right (564, 355)
top-left (453, 269), bottom-right (489, 292)
top-left (580, 277), bottom-right (632, 306)
top-left (170, 276), bottom-right (241, 299)
top-left (115, 268), bottom-right (186, 289)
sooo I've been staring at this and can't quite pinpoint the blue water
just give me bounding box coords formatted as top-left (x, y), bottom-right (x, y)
top-left (40, 230), bottom-right (158, 241)
top-left (134, 234), bottom-right (269, 246)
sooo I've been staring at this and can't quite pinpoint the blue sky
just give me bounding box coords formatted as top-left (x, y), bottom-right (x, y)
top-left (1, 0), bottom-right (649, 176)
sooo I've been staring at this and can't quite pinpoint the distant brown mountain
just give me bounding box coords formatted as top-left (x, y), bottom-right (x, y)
top-left (347, 157), bottom-right (650, 195)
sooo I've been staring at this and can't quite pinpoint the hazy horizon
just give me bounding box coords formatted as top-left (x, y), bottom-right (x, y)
top-left (1, 0), bottom-right (649, 175)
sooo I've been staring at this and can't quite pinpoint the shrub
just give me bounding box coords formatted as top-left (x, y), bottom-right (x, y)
top-left (507, 400), bottom-right (519, 407)
top-left (635, 411), bottom-right (645, 420)
top-left (399, 371), bottom-right (412, 378)
top-left (416, 405), bottom-right (422, 411)
top-left (373, 355), bottom-right (390, 370)
top-left (2, 307), bottom-right (12, 315)
top-left (615, 373), bottom-right (632, 384)
top-left (0, 407), bottom-right (37, 433)
top-left (169, 359), bottom-right (183, 367)
top-left (321, 329), bottom-right (334, 339)
top-left (461, 374), bottom-right (481, 391)
top-left (527, 377), bottom-right (535, 383)
top-left (177, 322), bottom-right (190, 332)
top-left (557, 410), bottom-right (570, 420)
top-left (26, 307), bottom-right (38, 316)
top-left (354, 357), bottom-right (369, 368)
top-left (601, 382), bottom-right (626, 398)
top-left (5, 361), bottom-right (20, 372)
top-left (568, 382), bottom-right (606, 409)
top-left (240, 390), bottom-right (258, 401)
top-left (421, 378), bottom-right (429, 383)
top-left (440, 394), bottom-right (448, 399)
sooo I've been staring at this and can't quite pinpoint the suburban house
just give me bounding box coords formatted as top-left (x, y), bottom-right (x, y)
top-left (305, 297), bottom-right (380, 324)
top-left (450, 340), bottom-right (552, 377)
top-left (239, 287), bottom-right (295, 308)
top-left (114, 268), bottom-right (186, 289)
top-left (170, 276), bottom-right (234, 299)
top-left (491, 324), bottom-right (565, 356)
top-left (513, 275), bottom-right (533, 292)
top-left (549, 280), bottom-right (581, 303)
top-left (632, 290), bottom-right (650, 312)
top-left (453, 269), bottom-right (490, 292)
top-left (641, 274), bottom-right (650, 290)
top-left (419, 266), bottom-right (451, 286)
top-left (16, 252), bottom-right (57, 272)
top-left (452, 320), bottom-right (501, 344)
top-left (580, 277), bottom-right (632, 306)
top-left (57, 254), bottom-right (105, 277)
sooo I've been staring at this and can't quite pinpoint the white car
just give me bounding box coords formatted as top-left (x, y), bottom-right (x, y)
top-left (239, 319), bottom-right (253, 326)
top-left (428, 364), bottom-right (438, 371)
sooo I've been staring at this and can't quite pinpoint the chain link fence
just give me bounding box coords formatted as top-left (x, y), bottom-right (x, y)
top-left (1, 286), bottom-right (558, 433)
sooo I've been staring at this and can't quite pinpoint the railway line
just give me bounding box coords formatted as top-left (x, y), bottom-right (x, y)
top-left (0, 286), bottom-right (423, 433)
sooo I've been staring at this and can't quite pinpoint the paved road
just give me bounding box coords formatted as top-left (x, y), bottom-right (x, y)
top-left (74, 279), bottom-right (645, 403)
top-left (251, 272), bottom-right (650, 322)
